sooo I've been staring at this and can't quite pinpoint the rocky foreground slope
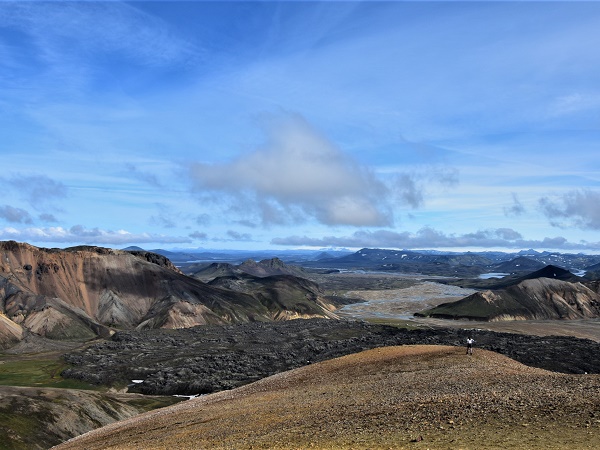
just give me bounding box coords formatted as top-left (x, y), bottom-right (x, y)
top-left (0, 241), bottom-right (339, 348)
top-left (54, 345), bottom-right (600, 450)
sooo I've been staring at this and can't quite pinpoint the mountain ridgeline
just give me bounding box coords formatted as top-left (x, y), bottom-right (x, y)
top-left (304, 247), bottom-right (600, 279)
top-left (0, 241), bottom-right (340, 348)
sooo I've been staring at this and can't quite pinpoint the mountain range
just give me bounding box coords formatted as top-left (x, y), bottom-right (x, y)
top-left (0, 241), bottom-right (341, 349)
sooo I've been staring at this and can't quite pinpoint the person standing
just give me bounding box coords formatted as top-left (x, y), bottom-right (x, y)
top-left (466, 337), bottom-right (474, 355)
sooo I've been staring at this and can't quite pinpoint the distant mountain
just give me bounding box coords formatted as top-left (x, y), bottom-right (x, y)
top-left (122, 246), bottom-right (145, 251)
top-left (492, 256), bottom-right (545, 274)
top-left (190, 262), bottom-right (242, 281)
top-left (238, 257), bottom-right (308, 278)
top-left (0, 241), bottom-right (339, 348)
top-left (208, 274), bottom-right (339, 320)
top-left (191, 257), bottom-right (307, 281)
top-left (417, 265), bottom-right (599, 321)
top-left (308, 248), bottom-right (492, 277)
top-left (524, 252), bottom-right (600, 271)
top-left (516, 265), bottom-right (581, 282)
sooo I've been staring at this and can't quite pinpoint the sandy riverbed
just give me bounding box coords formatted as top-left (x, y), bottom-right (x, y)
top-left (338, 279), bottom-right (600, 342)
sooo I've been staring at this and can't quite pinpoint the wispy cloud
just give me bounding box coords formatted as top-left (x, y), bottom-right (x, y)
top-left (540, 189), bottom-right (600, 230)
top-left (38, 213), bottom-right (58, 223)
top-left (226, 230), bottom-right (252, 241)
top-left (0, 205), bottom-right (33, 224)
top-left (189, 231), bottom-right (207, 240)
top-left (0, 2), bottom-right (197, 69)
top-left (504, 193), bottom-right (526, 217)
top-left (6, 174), bottom-right (68, 208)
top-left (125, 163), bottom-right (162, 188)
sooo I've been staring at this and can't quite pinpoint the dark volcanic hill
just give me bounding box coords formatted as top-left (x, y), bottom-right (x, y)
top-left (492, 256), bottom-right (545, 274)
top-left (190, 262), bottom-right (242, 281)
top-left (238, 257), bottom-right (308, 278)
top-left (417, 269), bottom-right (600, 321)
top-left (584, 261), bottom-right (600, 280)
top-left (518, 264), bottom-right (581, 282)
top-left (310, 248), bottom-right (492, 277)
top-left (0, 241), bottom-right (340, 348)
top-left (208, 274), bottom-right (339, 320)
top-left (191, 257), bottom-right (308, 281)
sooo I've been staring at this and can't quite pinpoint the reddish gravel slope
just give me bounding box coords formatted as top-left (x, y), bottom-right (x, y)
top-left (54, 345), bottom-right (600, 450)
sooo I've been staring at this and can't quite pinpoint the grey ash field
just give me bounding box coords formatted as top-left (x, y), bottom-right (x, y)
top-left (1, 242), bottom-right (600, 449)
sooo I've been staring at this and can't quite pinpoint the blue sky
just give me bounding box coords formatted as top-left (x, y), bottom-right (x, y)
top-left (1, 1), bottom-right (600, 252)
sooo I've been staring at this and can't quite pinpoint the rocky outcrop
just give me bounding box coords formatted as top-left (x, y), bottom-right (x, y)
top-left (0, 241), bottom-right (340, 347)
top-left (60, 319), bottom-right (600, 396)
top-left (417, 275), bottom-right (600, 321)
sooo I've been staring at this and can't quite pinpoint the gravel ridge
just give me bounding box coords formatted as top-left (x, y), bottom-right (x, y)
top-left (54, 345), bottom-right (600, 450)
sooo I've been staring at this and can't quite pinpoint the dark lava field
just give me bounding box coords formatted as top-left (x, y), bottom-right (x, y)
top-left (62, 319), bottom-right (600, 396)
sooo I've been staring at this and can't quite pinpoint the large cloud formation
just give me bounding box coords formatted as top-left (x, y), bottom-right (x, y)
top-left (188, 114), bottom-right (394, 227)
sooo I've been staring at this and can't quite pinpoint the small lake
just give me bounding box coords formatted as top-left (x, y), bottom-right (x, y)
top-left (478, 272), bottom-right (509, 279)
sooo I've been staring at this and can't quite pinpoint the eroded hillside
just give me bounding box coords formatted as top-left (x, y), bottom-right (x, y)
top-left (0, 241), bottom-right (341, 347)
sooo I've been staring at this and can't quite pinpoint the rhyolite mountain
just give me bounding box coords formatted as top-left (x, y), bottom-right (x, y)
top-left (417, 265), bottom-right (600, 321)
top-left (0, 241), bottom-right (341, 348)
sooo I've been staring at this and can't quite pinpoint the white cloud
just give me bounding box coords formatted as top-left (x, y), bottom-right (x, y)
top-left (188, 113), bottom-right (395, 227)
top-left (0, 225), bottom-right (191, 246)
top-left (547, 92), bottom-right (600, 118)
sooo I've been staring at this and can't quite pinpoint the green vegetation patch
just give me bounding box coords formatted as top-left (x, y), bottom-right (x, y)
top-left (365, 318), bottom-right (422, 329)
top-left (0, 358), bottom-right (97, 390)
